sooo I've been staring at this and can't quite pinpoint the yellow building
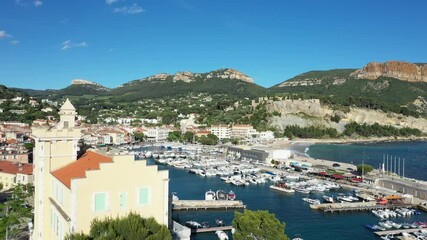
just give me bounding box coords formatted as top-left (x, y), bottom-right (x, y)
top-left (0, 161), bottom-right (33, 190)
top-left (32, 99), bottom-right (169, 240)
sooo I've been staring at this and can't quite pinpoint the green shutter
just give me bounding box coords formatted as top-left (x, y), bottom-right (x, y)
top-left (95, 193), bottom-right (106, 212)
top-left (139, 188), bottom-right (149, 205)
top-left (120, 192), bottom-right (127, 209)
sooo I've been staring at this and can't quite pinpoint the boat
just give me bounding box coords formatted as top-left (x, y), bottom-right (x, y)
top-left (201, 222), bottom-right (210, 228)
top-left (380, 234), bottom-right (395, 240)
top-left (215, 219), bottom-right (224, 227)
top-left (270, 183), bottom-right (295, 193)
top-left (378, 221), bottom-right (392, 229)
top-left (185, 221), bottom-right (202, 229)
top-left (215, 230), bottom-right (229, 240)
top-left (205, 190), bottom-right (216, 200)
top-left (322, 195), bottom-right (334, 203)
top-left (302, 197), bottom-right (320, 205)
top-left (216, 190), bottom-right (228, 200)
top-left (227, 190), bottom-right (236, 200)
top-left (295, 187), bottom-right (311, 194)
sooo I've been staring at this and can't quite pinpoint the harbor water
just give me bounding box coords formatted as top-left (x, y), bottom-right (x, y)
top-left (152, 141), bottom-right (427, 239)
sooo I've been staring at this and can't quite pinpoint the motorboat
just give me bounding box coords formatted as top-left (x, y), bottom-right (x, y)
top-left (228, 190), bottom-right (236, 200)
top-left (216, 190), bottom-right (228, 200)
top-left (302, 198), bottom-right (320, 205)
top-left (215, 230), bottom-right (229, 240)
top-left (270, 183), bottom-right (295, 193)
top-left (215, 219), bottom-right (224, 226)
top-left (205, 190), bottom-right (216, 200)
top-left (378, 221), bottom-right (392, 229)
top-left (322, 195), bottom-right (334, 203)
top-left (185, 221), bottom-right (202, 229)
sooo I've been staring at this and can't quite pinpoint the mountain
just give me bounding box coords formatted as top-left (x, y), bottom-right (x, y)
top-left (109, 68), bottom-right (265, 101)
top-left (0, 85), bottom-right (28, 99)
top-left (270, 61), bottom-right (427, 116)
top-left (18, 79), bottom-right (110, 98)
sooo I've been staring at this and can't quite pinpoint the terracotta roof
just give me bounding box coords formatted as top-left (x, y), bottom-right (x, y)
top-left (51, 151), bottom-right (112, 189)
top-left (0, 161), bottom-right (33, 175)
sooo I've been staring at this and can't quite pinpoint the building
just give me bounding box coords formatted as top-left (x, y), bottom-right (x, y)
top-left (144, 127), bottom-right (171, 142)
top-left (230, 124), bottom-right (256, 139)
top-left (0, 161), bottom-right (33, 190)
top-left (32, 99), bottom-right (169, 240)
top-left (210, 125), bottom-right (230, 139)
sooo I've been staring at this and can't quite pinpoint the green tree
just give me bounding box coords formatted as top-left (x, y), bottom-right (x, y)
top-left (66, 213), bottom-right (171, 240)
top-left (167, 131), bottom-right (181, 142)
top-left (232, 209), bottom-right (288, 240)
top-left (134, 132), bottom-right (146, 142)
top-left (357, 164), bottom-right (374, 174)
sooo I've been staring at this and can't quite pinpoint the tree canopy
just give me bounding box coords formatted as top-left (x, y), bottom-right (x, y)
top-left (232, 209), bottom-right (288, 240)
top-left (357, 164), bottom-right (374, 174)
top-left (65, 213), bottom-right (171, 240)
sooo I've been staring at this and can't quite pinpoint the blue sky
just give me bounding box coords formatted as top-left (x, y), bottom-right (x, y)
top-left (1, 0), bottom-right (426, 89)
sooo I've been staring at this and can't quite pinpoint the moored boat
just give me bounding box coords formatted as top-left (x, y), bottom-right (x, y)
top-left (228, 190), bottom-right (236, 200)
top-left (205, 190), bottom-right (216, 200)
top-left (215, 230), bottom-right (229, 240)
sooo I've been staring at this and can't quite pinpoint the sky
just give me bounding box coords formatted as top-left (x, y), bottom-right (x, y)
top-left (1, 0), bottom-right (427, 90)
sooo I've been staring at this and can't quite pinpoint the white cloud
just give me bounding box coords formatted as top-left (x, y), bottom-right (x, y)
top-left (61, 40), bottom-right (89, 50)
top-left (34, 0), bottom-right (43, 7)
top-left (0, 30), bottom-right (12, 39)
top-left (113, 3), bottom-right (145, 15)
top-left (106, 0), bottom-right (119, 5)
top-left (10, 40), bottom-right (19, 45)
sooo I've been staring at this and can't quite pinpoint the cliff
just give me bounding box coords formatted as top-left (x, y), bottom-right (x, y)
top-left (352, 61), bottom-right (427, 82)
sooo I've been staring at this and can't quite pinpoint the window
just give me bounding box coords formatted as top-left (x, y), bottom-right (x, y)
top-left (120, 192), bottom-right (127, 209)
top-left (94, 193), bottom-right (107, 212)
top-left (138, 187), bottom-right (150, 206)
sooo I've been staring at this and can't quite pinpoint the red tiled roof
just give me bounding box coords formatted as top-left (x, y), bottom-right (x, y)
top-left (331, 174), bottom-right (345, 179)
top-left (51, 151), bottom-right (112, 189)
top-left (0, 161), bottom-right (33, 175)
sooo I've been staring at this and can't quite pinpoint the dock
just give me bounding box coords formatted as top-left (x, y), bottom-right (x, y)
top-left (191, 225), bottom-right (233, 233)
top-left (310, 202), bottom-right (412, 213)
top-left (374, 227), bottom-right (427, 236)
top-left (172, 200), bottom-right (246, 211)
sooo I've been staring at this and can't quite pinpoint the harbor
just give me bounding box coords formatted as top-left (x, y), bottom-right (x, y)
top-left (130, 141), bottom-right (427, 240)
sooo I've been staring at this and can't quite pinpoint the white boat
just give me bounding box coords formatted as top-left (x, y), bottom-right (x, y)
top-left (270, 185), bottom-right (295, 193)
top-left (185, 221), bottom-right (202, 229)
top-left (380, 234), bottom-right (395, 240)
top-left (322, 195), bottom-right (334, 203)
top-left (302, 198), bottom-right (320, 205)
top-left (295, 187), bottom-right (311, 194)
top-left (378, 221), bottom-right (392, 229)
top-left (205, 190), bottom-right (216, 200)
top-left (215, 230), bottom-right (229, 240)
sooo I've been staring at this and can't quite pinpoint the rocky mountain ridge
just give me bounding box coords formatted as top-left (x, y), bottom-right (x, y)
top-left (352, 61), bottom-right (427, 82)
top-left (127, 68), bottom-right (254, 86)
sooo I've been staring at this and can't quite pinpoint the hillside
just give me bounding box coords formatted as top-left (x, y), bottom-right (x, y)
top-left (0, 85), bottom-right (27, 99)
top-left (111, 69), bottom-right (265, 101)
top-left (270, 62), bottom-right (427, 117)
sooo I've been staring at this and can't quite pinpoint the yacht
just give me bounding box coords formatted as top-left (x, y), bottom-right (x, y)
top-left (302, 198), bottom-right (320, 205)
top-left (216, 190), bottom-right (228, 200)
top-left (205, 190), bottom-right (216, 200)
top-left (227, 190), bottom-right (236, 200)
top-left (215, 230), bottom-right (229, 240)
top-left (322, 195), bottom-right (334, 203)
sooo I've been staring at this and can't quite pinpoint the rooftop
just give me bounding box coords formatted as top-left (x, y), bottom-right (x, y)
top-left (51, 150), bottom-right (113, 189)
top-left (0, 161), bottom-right (33, 175)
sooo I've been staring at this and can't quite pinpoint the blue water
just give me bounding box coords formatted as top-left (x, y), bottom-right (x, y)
top-left (146, 141), bottom-right (427, 240)
top-left (306, 141), bottom-right (427, 181)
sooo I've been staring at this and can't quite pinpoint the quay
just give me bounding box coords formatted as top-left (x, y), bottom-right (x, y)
top-left (310, 202), bottom-right (413, 213)
top-left (191, 225), bottom-right (233, 233)
top-left (172, 200), bottom-right (246, 211)
top-left (374, 227), bottom-right (427, 236)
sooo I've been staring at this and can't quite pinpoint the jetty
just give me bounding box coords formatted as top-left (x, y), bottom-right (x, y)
top-left (191, 225), bottom-right (233, 233)
top-left (310, 202), bottom-right (412, 213)
top-left (374, 227), bottom-right (427, 236)
top-left (172, 200), bottom-right (246, 211)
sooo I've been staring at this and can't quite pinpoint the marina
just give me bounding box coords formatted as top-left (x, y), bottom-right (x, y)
top-left (374, 228), bottom-right (427, 236)
top-left (138, 141), bottom-right (427, 239)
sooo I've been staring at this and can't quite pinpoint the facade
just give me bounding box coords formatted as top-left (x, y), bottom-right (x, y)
top-left (0, 161), bottom-right (33, 189)
top-left (144, 127), bottom-right (171, 142)
top-left (210, 125), bottom-right (230, 139)
top-left (32, 99), bottom-right (169, 240)
top-left (230, 124), bottom-right (256, 139)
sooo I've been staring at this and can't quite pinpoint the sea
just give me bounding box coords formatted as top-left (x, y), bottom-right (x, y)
top-left (150, 141), bottom-right (427, 240)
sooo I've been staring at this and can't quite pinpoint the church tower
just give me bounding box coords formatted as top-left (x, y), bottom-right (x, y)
top-left (32, 99), bottom-right (82, 240)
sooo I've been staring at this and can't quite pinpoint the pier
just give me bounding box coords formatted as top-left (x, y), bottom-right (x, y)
top-left (191, 225), bottom-right (233, 233)
top-left (374, 227), bottom-right (427, 236)
top-left (310, 202), bottom-right (412, 213)
top-left (172, 200), bottom-right (246, 211)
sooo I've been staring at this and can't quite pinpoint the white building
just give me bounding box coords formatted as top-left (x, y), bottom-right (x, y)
top-left (210, 125), bottom-right (230, 139)
top-left (144, 127), bottom-right (171, 142)
top-left (231, 124), bottom-right (257, 139)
